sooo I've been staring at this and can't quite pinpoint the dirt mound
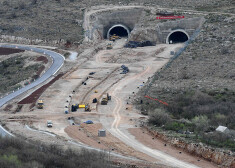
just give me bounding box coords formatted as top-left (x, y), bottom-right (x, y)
top-left (0, 47), bottom-right (24, 55)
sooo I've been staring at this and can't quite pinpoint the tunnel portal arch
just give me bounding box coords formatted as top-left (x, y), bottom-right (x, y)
top-left (166, 29), bottom-right (189, 44)
top-left (107, 24), bottom-right (130, 39)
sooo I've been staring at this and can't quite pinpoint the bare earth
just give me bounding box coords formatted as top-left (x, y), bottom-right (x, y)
top-left (0, 39), bottom-right (218, 167)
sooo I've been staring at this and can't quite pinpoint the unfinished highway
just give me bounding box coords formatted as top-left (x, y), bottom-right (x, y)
top-left (0, 44), bottom-right (65, 108)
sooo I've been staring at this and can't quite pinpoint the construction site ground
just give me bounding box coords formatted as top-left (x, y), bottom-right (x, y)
top-left (0, 39), bottom-right (218, 167)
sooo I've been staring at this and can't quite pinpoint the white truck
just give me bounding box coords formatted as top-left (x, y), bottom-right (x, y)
top-left (47, 120), bottom-right (53, 128)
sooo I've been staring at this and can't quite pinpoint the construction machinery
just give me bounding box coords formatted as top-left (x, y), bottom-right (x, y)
top-left (120, 65), bottom-right (129, 74)
top-left (47, 120), bottom-right (53, 128)
top-left (101, 97), bottom-right (108, 105)
top-left (79, 104), bottom-right (86, 108)
top-left (85, 104), bottom-right (91, 112)
top-left (93, 98), bottom-right (97, 103)
top-left (71, 104), bottom-right (79, 112)
top-left (71, 103), bottom-right (91, 112)
top-left (109, 34), bottom-right (121, 41)
top-left (106, 43), bottom-right (113, 49)
top-left (37, 99), bottom-right (44, 109)
top-left (101, 93), bottom-right (111, 105)
top-left (107, 93), bottom-right (111, 100)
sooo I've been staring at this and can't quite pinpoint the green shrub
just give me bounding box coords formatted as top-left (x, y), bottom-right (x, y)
top-left (164, 121), bottom-right (185, 132)
top-left (148, 109), bottom-right (171, 126)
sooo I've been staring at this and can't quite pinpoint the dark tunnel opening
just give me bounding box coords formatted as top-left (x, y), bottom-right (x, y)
top-left (168, 31), bottom-right (189, 44)
top-left (109, 26), bottom-right (129, 37)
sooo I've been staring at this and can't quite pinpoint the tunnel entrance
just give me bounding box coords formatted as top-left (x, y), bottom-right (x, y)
top-left (110, 27), bottom-right (128, 37)
top-left (107, 24), bottom-right (130, 39)
top-left (166, 30), bottom-right (189, 44)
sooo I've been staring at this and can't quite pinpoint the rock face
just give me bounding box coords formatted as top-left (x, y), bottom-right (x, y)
top-left (84, 6), bottom-right (204, 44)
top-left (145, 127), bottom-right (235, 168)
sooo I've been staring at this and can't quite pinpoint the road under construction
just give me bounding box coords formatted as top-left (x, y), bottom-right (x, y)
top-left (0, 5), bottom-right (219, 168)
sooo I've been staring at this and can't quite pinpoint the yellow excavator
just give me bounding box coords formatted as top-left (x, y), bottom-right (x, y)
top-left (37, 100), bottom-right (44, 109)
top-left (109, 34), bottom-right (121, 41)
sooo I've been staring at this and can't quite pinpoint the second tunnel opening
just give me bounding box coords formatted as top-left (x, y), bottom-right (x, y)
top-left (168, 31), bottom-right (189, 44)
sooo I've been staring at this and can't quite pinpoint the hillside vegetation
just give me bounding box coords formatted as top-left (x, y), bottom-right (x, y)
top-left (137, 13), bottom-right (235, 151)
top-left (0, 55), bottom-right (41, 96)
top-left (0, 136), bottom-right (115, 168)
top-left (0, 0), bottom-right (233, 44)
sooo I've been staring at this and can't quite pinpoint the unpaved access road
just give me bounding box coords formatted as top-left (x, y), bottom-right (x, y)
top-left (97, 41), bottom-right (217, 168)
top-left (1, 40), bottom-right (218, 167)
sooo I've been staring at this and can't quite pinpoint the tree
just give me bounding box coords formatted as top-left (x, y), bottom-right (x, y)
top-left (192, 115), bottom-right (209, 138)
top-left (148, 108), bottom-right (171, 126)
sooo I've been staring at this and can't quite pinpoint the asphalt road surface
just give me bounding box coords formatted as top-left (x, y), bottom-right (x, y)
top-left (0, 44), bottom-right (65, 108)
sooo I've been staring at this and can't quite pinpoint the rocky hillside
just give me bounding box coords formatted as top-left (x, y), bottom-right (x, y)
top-left (137, 13), bottom-right (235, 152)
top-left (0, 0), bottom-right (234, 44)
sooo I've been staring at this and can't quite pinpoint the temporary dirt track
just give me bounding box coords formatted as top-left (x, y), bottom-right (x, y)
top-left (0, 40), bottom-right (218, 168)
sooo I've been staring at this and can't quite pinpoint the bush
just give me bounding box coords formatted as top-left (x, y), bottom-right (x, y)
top-left (202, 132), bottom-right (235, 151)
top-left (148, 109), bottom-right (171, 126)
top-left (0, 136), bottom-right (115, 168)
top-left (164, 121), bottom-right (185, 132)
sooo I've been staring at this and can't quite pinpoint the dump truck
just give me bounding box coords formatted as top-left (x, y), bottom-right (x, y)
top-left (101, 97), bottom-right (108, 105)
top-left (37, 100), bottom-right (44, 109)
top-left (47, 120), bottom-right (53, 127)
top-left (106, 43), bottom-right (113, 49)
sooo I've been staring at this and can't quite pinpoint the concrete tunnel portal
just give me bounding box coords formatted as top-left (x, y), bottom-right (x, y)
top-left (166, 29), bottom-right (189, 44)
top-left (107, 24), bottom-right (130, 39)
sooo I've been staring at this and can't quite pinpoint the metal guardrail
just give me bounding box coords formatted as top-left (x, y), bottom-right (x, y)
top-left (144, 28), bottom-right (201, 95)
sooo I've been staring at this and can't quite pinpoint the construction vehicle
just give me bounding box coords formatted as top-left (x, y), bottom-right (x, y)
top-left (107, 93), bottom-right (111, 100)
top-left (101, 97), bottom-right (108, 105)
top-left (101, 93), bottom-right (111, 105)
top-left (120, 65), bottom-right (129, 74)
top-left (37, 100), bottom-right (44, 109)
top-left (93, 98), bottom-right (97, 103)
top-left (109, 34), bottom-right (121, 41)
top-left (106, 43), bottom-right (113, 49)
top-left (79, 104), bottom-right (86, 108)
top-left (71, 104), bottom-right (79, 112)
top-left (85, 104), bottom-right (91, 112)
top-left (47, 120), bottom-right (53, 127)
top-left (94, 90), bottom-right (98, 93)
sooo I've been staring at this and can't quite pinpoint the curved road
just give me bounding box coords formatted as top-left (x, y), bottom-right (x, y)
top-left (0, 44), bottom-right (65, 108)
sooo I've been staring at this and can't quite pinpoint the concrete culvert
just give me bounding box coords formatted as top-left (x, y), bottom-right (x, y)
top-left (167, 30), bottom-right (189, 44)
top-left (107, 24), bottom-right (130, 39)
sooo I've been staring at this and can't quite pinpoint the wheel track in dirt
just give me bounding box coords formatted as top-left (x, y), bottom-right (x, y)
top-left (108, 66), bottom-right (200, 168)
top-left (80, 67), bottom-right (119, 104)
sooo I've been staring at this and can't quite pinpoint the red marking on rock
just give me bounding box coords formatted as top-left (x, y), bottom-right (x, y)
top-left (144, 95), bottom-right (169, 106)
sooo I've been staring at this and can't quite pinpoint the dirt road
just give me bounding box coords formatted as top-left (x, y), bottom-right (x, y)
top-left (96, 42), bottom-right (217, 167)
top-left (1, 40), bottom-right (217, 167)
